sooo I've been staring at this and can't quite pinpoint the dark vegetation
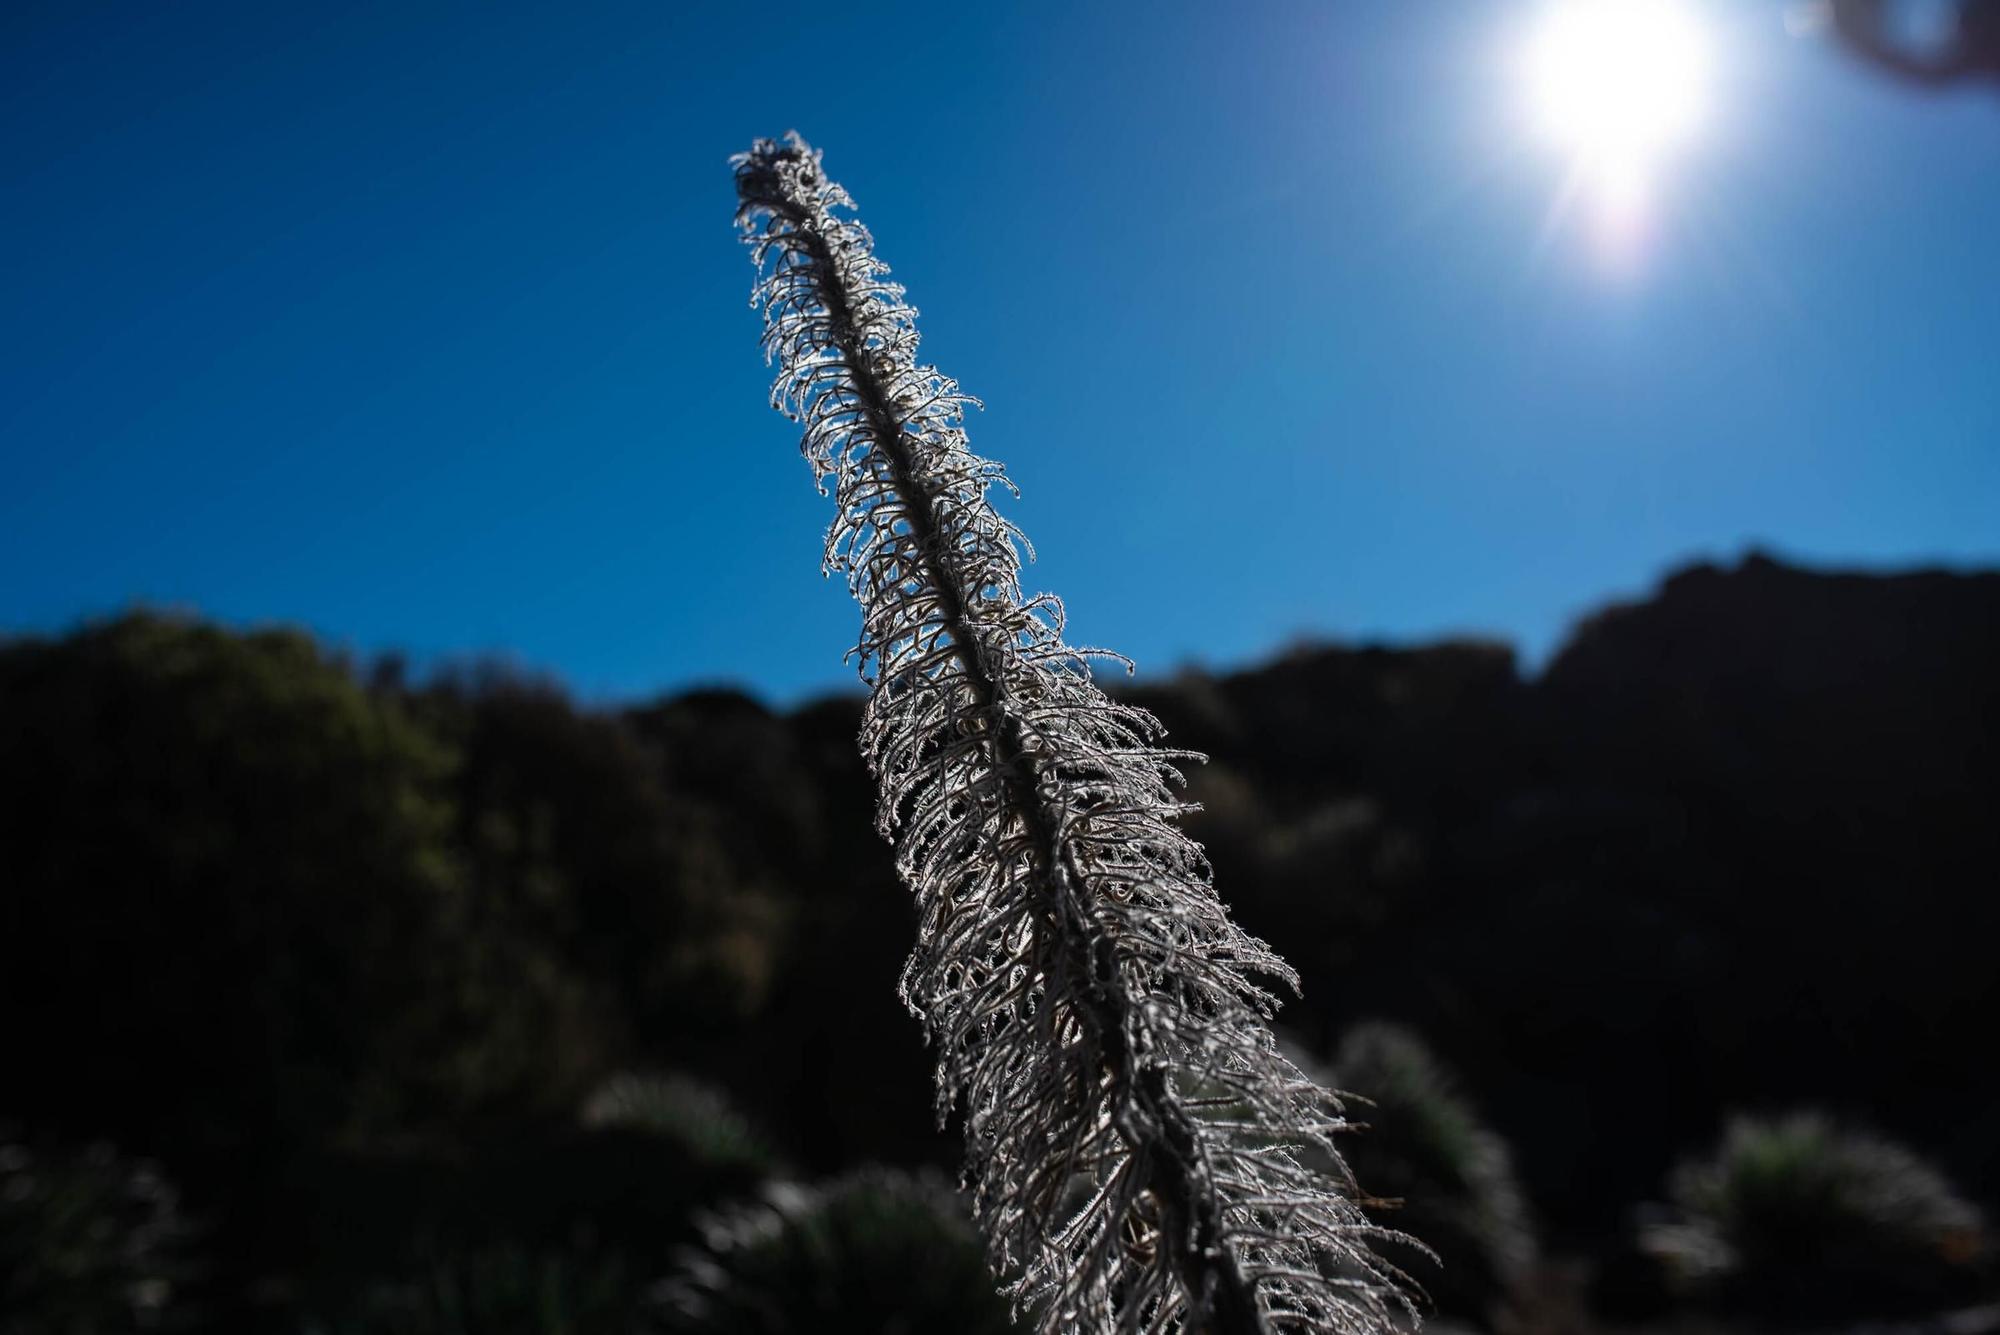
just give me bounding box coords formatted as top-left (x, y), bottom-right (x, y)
top-left (3, 551), bottom-right (1996, 1332)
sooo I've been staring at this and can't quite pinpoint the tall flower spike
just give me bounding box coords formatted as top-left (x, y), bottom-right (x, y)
top-left (731, 133), bottom-right (1420, 1334)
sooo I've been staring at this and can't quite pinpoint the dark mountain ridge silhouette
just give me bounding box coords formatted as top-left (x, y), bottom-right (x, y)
top-left (1125, 552), bottom-right (2000, 1237)
top-left (3, 551), bottom-right (1995, 1321)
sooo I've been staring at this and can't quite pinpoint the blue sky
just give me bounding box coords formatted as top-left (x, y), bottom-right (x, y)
top-left (4, 1), bottom-right (1996, 703)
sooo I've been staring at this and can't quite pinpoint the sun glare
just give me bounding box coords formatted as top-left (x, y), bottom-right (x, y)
top-left (1521, 0), bottom-right (1714, 268)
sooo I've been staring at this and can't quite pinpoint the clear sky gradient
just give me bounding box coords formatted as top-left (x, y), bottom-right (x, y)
top-left (4, 2), bottom-right (1996, 703)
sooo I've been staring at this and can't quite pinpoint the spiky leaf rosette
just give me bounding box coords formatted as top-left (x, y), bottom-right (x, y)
top-left (731, 133), bottom-right (1415, 1335)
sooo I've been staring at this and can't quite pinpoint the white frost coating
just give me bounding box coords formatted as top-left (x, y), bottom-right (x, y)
top-left (732, 133), bottom-right (1420, 1335)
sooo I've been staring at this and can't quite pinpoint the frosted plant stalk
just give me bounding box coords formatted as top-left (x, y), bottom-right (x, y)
top-left (732, 134), bottom-right (1416, 1335)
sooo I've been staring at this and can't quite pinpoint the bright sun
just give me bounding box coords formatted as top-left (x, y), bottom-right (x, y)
top-left (1521, 0), bottom-right (1714, 262)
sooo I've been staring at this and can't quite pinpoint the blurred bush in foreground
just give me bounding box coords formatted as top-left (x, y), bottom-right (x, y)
top-left (0, 1130), bottom-right (200, 1334)
top-left (656, 1167), bottom-right (1016, 1335)
top-left (1644, 1111), bottom-right (1987, 1320)
top-left (579, 1072), bottom-right (778, 1180)
top-left (292, 1072), bottom-right (776, 1335)
top-left (1330, 1023), bottom-right (1538, 1321)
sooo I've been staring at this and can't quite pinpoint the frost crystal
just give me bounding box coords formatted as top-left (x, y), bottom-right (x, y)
top-left (732, 133), bottom-right (1419, 1334)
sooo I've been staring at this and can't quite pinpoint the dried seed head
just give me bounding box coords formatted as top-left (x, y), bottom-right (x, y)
top-left (732, 132), bottom-right (1422, 1334)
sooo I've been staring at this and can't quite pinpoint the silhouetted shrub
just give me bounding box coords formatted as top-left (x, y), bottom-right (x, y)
top-left (1330, 1023), bottom-right (1537, 1319)
top-left (1642, 1111), bottom-right (1987, 1320)
top-left (315, 1244), bottom-right (638, 1335)
top-left (0, 1130), bottom-right (200, 1333)
top-left (657, 1167), bottom-right (1017, 1335)
top-left (581, 1072), bottom-right (779, 1179)
top-left (291, 1079), bottom-right (779, 1334)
